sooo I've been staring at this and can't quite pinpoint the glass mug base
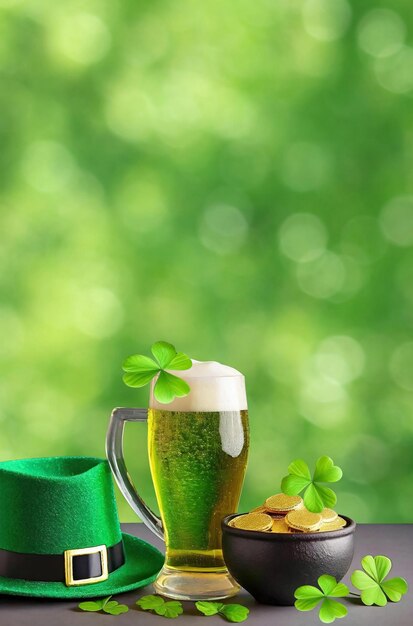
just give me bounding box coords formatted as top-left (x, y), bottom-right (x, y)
top-left (153, 565), bottom-right (240, 601)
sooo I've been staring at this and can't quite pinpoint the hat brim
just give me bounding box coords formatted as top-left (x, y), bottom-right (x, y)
top-left (0, 533), bottom-right (164, 599)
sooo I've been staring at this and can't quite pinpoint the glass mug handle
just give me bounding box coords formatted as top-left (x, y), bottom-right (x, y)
top-left (106, 407), bottom-right (164, 540)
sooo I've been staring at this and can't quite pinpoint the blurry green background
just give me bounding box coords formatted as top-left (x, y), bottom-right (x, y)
top-left (1, 0), bottom-right (413, 523)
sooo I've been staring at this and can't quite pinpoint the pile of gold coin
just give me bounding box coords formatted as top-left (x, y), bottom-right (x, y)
top-left (229, 493), bottom-right (346, 534)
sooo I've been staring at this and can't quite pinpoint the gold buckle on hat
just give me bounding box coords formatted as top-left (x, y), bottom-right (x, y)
top-left (64, 545), bottom-right (108, 586)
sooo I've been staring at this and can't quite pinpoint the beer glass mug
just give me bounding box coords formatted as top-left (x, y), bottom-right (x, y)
top-left (106, 360), bottom-right (249, 601)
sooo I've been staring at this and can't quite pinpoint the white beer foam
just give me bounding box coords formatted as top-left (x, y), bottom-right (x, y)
top-left (149, 359), bottom-right (248, 412)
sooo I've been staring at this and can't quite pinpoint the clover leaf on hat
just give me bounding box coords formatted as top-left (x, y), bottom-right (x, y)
top-left (122, 341), bottom-right (192, 403)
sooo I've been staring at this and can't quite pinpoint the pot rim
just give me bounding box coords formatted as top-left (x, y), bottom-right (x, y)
top-left (222, 513), bottom-right (356, 541)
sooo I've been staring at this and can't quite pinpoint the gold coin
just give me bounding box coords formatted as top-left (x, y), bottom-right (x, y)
top-left (233, 512), bottom-right (273, 532)
top-left (270, 518), bottom-right (292, 534)
top-left (320, 508), bottom-right (338, 523)
top-left (286, 509), bottom-right (322, 532)
top-left (250, 505), bottom-right (267, 514)
top-left (320, 516), bottom-right (346, 532)
top-left (265, 494), bottom-right (303, 513)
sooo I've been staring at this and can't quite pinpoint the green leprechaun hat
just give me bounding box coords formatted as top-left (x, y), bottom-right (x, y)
top-left (0, 456), bottom-right (164, 599)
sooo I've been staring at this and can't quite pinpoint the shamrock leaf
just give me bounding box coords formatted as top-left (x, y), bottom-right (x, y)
top-left (78, 596), bottom-right (128, 615)
top-left (123, 354), bottom-right (159, 373)
top-left (154, 371), bottom-right (190, 404)
top-left (220, 605), bottom-right (250, 622)
top-left (295, 575), bottom-right (349, 623)
top-left (136, 595), bottom-right (165, 610)
top-left (157, 601), bottom-right (184, 618)
top-left (103, 600), bottom-right (129, 615)
top-left (151, 341), bottom-right (177, 368)
top-left (123, 369), bottom-right (160, 388)
top-left (137, 595), bottom-right (183, 618)
top-left (196, 601), bottom-right (224, 615)
top-left (319, 599), bottom-right (347, 623)
top-left (196, 601), bottom-right (249, 622)
top-left (351, 555), bottom-right (408, 606)
top-left (282, 456), bottom-right (342, 513)
top-left (122, 341), bottom-right (192, 404)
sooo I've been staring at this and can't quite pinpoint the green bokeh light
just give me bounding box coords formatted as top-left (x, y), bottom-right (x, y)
top-left (0, 0), bottom-right (412, 523)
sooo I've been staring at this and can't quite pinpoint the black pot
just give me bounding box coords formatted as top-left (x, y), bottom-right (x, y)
top-left (222, 514), bottom-right (356, 605)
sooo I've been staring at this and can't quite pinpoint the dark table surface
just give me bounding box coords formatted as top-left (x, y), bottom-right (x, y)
top-left (1, 523), bottom-right (412, 626)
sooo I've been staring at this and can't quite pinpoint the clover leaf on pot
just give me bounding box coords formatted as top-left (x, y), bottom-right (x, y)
top-left (122, 341), bottom-right (192, 403)
top-left (351, 555), bottom-right (408, 606)
top-left (281, 456), bottom-right (342, 513)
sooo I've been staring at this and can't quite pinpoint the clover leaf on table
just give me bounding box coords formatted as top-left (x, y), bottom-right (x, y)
top-left (102, 601), bottom-right (129, 615)
top-left (156, 601), bottom-right (184, 619)
top-left (351, 555), bottom-right (408, 606)
top-left (78, 596), bottom-right (129, 615)
top-left (295, 575), bottom-right (349, 623)
top-left (281, 456), bottom-right (342, 513)
top-left (196, 601), bottom-right (250, 622)
top-left (219, 605), bottom-right (250, 623)
top-left (136, 594), bottom-right (165, 611)
top-left (136, 595), bottom-right (183, 618)
top-left (122, 341), bottom-right (192, 404)
top-left (196, 601), bottom-right (225, 616)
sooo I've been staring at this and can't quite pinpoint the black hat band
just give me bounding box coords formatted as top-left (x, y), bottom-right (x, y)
top-left (0, 540), bottom-right (125, 586)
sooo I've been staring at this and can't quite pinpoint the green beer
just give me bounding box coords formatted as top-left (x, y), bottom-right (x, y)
top-left (107, 359), bottom-right (249, 600)
top-left (148, 408), bottom-right (249, 571)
